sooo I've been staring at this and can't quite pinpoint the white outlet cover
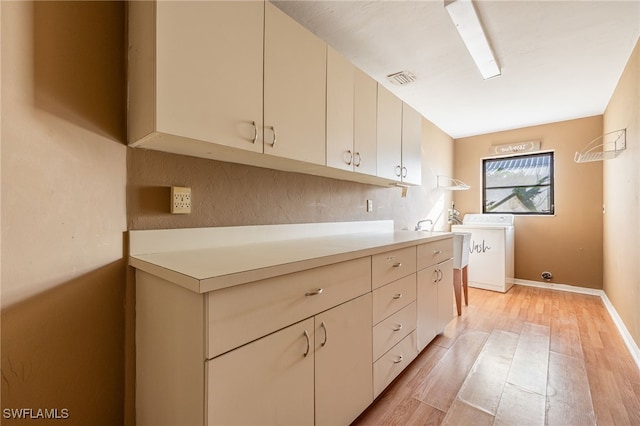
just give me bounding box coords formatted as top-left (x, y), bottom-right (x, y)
top-left (171, 186), bottom-right (192, 214)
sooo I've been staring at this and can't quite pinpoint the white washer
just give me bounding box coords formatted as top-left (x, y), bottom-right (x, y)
top-left (451, 214), bottom-right (515, 293)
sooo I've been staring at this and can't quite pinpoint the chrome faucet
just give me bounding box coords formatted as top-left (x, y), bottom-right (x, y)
top-left (415, 219), bottom-right (434, 231)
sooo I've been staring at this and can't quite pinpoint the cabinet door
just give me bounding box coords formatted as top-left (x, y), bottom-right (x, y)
top-left (315, 294), bottom-right (373, 426)
top-left (417, 265), bottom-right (439, 351)
top-left (155, 1), bottom-right (264, 152)
top-left (376, 84), bottom-right (403, 181)
top-left (264, 2), bottom-right (327, 165)
top-left (401, 103), bottom-right (423, 185)
top-left (326, 47), bottom-right (355, 172)
top-left (437, 259), bottom-right (455, 333)
top-left (207, 318), bottom-right (314, 426)
top-left (354, 68), bottom-right (377, 176)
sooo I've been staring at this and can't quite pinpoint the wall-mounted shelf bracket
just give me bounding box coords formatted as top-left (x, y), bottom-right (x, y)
top-left (437, 175), bottom-right (470, 191)
top-left (574, 128), bottom-right (626, 163)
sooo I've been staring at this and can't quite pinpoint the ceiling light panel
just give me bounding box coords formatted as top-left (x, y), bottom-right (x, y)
top-left (445, 0), bottom-right (500, 79)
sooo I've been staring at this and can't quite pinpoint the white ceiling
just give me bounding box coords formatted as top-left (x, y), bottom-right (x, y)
top-left (273, 0), bottom-right (640, 138)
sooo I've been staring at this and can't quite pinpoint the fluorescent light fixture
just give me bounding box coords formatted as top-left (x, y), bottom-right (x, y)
top-left (445, 0), bottom-right (500, 79)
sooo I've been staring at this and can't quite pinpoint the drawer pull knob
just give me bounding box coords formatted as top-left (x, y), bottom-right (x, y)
top-left (305, 288), bottom-right (323, 296)
top-left (434, 250), bottom-right (442, 255)
top-left (393, 355), bottom-right (404, 364)
top-left (393, 293), bottom-right (403, 300)
top-left (392, 263), bottom-right (402, 268)
top-left (303, 330), bottom-right (310, 357)
top-left (392, 324), bottom-right (403, 332)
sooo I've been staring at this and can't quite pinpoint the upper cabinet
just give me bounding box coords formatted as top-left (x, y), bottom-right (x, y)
top-left (264, 2), bottom-right (327, 165)
top-left (376, 85), bottom-right (403, 181)
top-left (401, 103), bottom-right (423, 186)
top-left (129, 0), bottom-right (264, 152)
top-left (376, 84), bottom-right (423, 185)
top-left (128, 0), bottom-right (421, 186)
top-left (326, 48), bottom-right (377, 176)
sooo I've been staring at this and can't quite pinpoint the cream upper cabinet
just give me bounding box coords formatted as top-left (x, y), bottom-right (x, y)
top-left (376, 84), bottom-right (403, 181)
top-left (353, 68), bottom-right (378, 176)
top-left (129, 1), bottom-right (264, 152)
top-left (401, 103), bottom-right (423, 185)
top-left (314, 293), bottom-right (373, 426)
top-left (326, 47), bottom-right (355, 172)
top-left (326, 48), bottom-right (377, 176)
top-left (264, 2), bottom-right (327, 165)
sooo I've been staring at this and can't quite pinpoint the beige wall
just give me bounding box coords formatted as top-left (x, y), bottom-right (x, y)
top-left (453, 116), bottom-right (604, 288)
top-left (603, 38), bottom-right (640, 346)
top-left (1, 2), bottom-right (127, 424)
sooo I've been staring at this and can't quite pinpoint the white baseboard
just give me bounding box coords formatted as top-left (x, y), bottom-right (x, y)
top-left (515, 279), bottom-right (640, 371)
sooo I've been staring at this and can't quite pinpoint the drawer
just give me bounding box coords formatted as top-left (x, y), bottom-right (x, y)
top-left (372, 246), bottom-right (417, 289)
top-left (372, 274), bottom-right (416, 325)
top-left (206, 256), bottom-right (371, 358)
top-left (417, 237), bottom-right (454, 270)
top-left (373, 330), bottom-right (418, 398)
top-left (373, 301), bottom-right (416, 361)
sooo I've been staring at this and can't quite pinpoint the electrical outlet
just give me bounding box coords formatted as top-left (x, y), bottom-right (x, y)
top-left (171, 186), bottom-right (191, 214)
top-left (366, 199), bottom-right (373, 213)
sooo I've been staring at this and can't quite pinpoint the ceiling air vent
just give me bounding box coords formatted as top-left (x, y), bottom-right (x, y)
top-left (386, 71), bottom-right (416, 86)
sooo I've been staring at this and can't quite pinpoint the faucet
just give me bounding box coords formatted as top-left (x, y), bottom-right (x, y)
top-left (448, 202), bottom-right (463, 225)
top-left (415, 219), bottom-right (434, 231)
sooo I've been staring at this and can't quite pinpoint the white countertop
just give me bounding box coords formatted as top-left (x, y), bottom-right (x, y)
top-left (129, 222), bottom-right (452, 293)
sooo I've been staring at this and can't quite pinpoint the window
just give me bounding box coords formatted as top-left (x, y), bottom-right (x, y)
top-left (483, 152), bottom-right (554, 215)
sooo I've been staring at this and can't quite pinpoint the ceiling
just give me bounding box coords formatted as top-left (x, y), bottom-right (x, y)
top-left (273, 1), bottom-right (640, 139)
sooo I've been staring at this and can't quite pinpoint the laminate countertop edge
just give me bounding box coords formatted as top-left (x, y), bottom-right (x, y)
top-left (129, 230), bottom-right (453, 293)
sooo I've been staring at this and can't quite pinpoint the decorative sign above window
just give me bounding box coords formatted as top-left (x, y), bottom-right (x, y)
top-left (490, 140), bottom-right (540, 156)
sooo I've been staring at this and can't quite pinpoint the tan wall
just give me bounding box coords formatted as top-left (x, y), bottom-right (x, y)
top-left (453, 116), bottom-right (604, 288)
top-left (1, 2), bottom-right (127, 424)
top-left (603, 38), bottom-right (640, 346)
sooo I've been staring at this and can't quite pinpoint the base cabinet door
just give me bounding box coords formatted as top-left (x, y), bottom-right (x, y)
top-left (207, 318), bottom-right (315, 426)
top-left (437, 259), bottom-right (454, 333)
top-left (315, 293), bottom-right (373, 426)
top-left (417, 265), bottom-right (439, 351)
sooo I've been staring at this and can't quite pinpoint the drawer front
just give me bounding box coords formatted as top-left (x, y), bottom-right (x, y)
top-left (372, 301), bottom-right (416, 361)
top-left (372, 246), bottom-right (417, 289)
top-left (373, 331), bottom-right (418, 398)
top-left (417, 237), bottom-right (454, 270)
top-left (372, 274), bottom-right (416, 325)
top-left (207, 256), bottom-right (371, 358)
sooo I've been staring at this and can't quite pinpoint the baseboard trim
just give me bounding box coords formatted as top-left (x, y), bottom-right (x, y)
top-left (515, 279), bottom-right (640, 371)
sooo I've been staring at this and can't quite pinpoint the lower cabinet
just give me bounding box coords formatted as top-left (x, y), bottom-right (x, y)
top-left (207, 293), bottom-right (372, 426)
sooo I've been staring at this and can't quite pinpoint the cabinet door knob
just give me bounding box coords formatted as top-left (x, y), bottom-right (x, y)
top-left (267, 125), bottom-right (277, 147)
top-left (344, 150), bottom-right (353, 166)
top-left (433, 250), bottom-right (442, 255)
top-left (392, 263), bottom-right (402, 268)
top-left (395, 165), bottom-right (402, 177)
top-left (251, 121), bottom-right (258, 144)
top-left (305, 288), bottom-right (323, 296)
top-left (393, 293), bottom-right (403, 300)
top-left (432, 269), bottom-right (439, 284)
top-left (392, 324), bottom-right (403, 332)
top-left (320, 321), bottom-right (328, 347)
top-left (354, 152), bottom-right (362, 167)
top-left (303, 330), bottom-right (310, 357)
top-left (402, 166), bottom-right (408, 178)
top-left (393, 355), bottom-right (404, 364)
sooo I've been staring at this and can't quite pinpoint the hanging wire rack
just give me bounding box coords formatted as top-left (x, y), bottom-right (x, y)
top-left (437, 175), bottom-right (470, 190)
top-left (574, 129), bottom-right (626, 163)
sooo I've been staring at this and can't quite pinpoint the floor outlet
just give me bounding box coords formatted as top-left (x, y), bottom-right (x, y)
top-left (171, 186), bottom-right (192, 214)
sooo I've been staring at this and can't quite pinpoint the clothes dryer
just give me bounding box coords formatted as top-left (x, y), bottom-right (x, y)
top-left (451, 214), bottom-right (515, 293)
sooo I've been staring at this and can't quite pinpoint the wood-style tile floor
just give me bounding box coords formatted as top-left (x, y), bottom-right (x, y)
top-left (353, 285), bottom-right (640, 426)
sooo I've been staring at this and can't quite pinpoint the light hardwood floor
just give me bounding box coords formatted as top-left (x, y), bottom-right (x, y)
top-left (353, 285), bottom-right (640, 426)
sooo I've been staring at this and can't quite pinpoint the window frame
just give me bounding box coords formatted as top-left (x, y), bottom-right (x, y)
top-left (482, 151), bottom-right (555, 215)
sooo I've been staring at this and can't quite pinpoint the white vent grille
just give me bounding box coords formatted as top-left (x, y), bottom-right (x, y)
top-left (386, 71), bottom-right (416, 86)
